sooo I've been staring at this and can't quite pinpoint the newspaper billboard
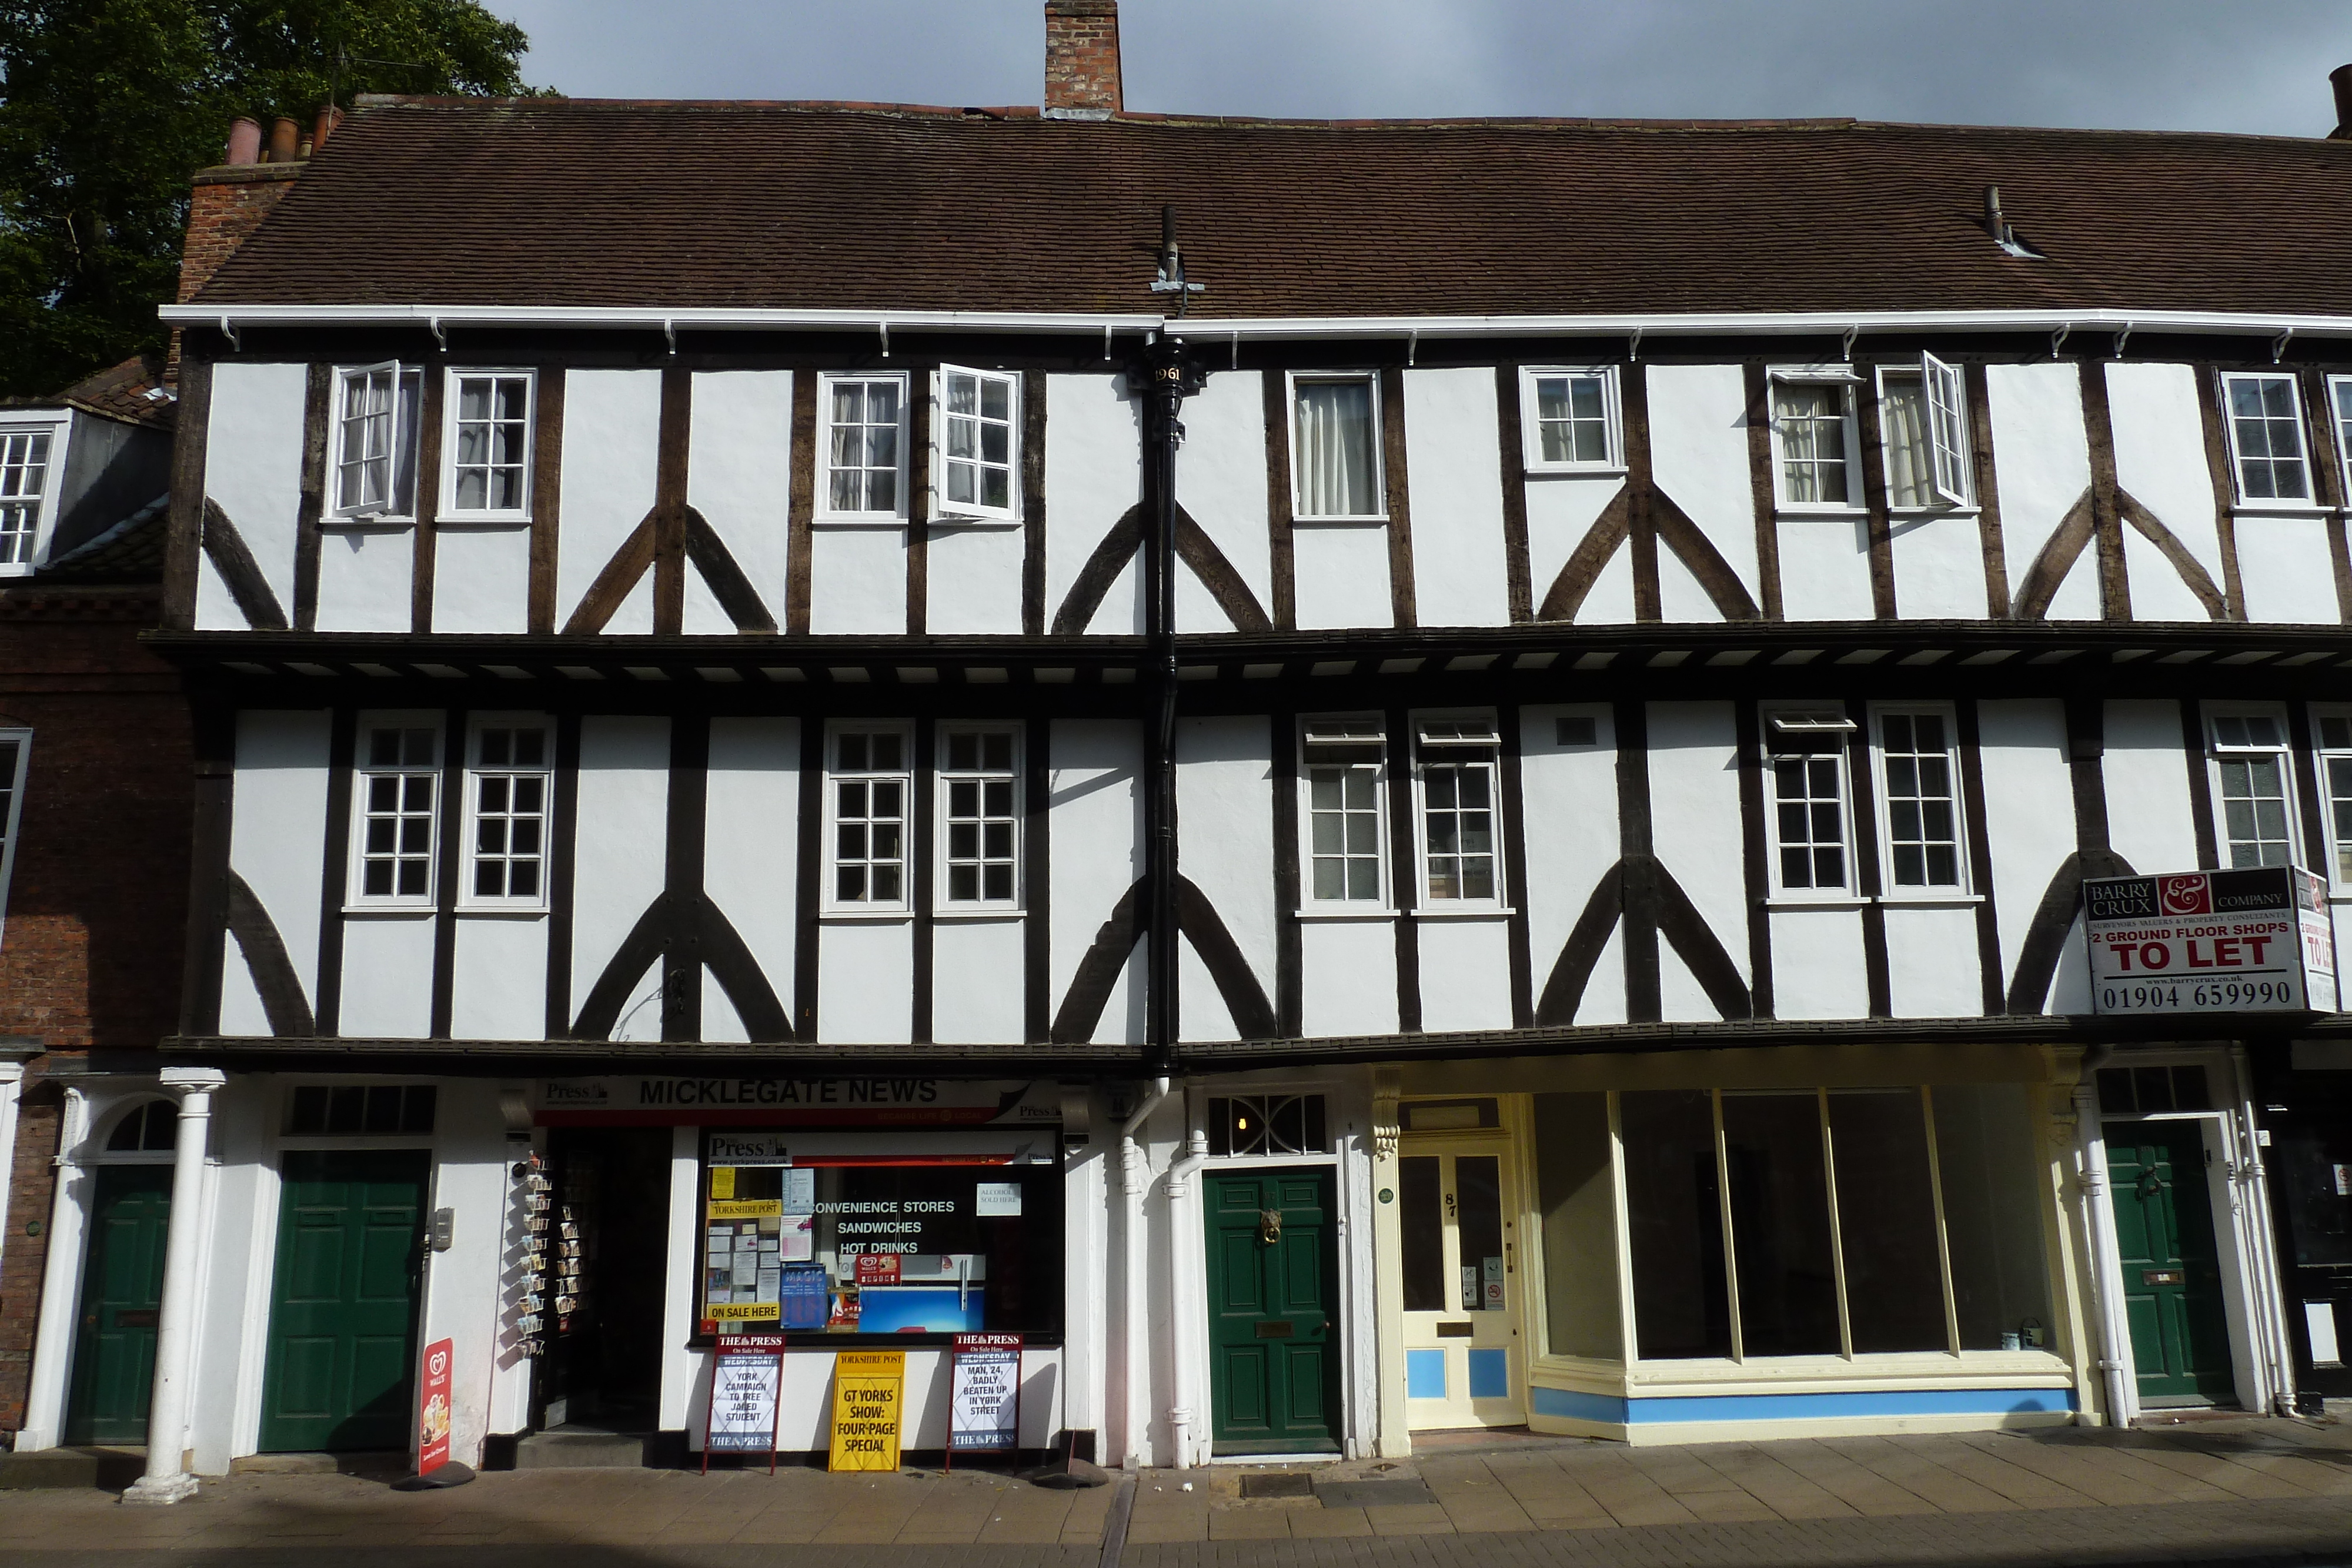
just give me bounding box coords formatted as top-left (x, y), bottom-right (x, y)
top-left (2084, 867), bottom-right (2336, 1015)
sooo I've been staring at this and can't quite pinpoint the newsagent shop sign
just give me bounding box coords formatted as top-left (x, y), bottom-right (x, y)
top-left (2085, 867), bottom-right (2337, 1015)
top-left (534, 1077), bottom-right (1061, 1127)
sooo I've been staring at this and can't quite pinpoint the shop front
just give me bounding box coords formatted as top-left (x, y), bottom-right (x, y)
top-left (2254, 1039), bottom-right (2352, 1409)
top-left (1366, 1045), bottom-right (2092, 1448)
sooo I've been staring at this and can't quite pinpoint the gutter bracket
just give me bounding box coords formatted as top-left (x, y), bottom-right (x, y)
top-left (879, 322), bottom-right (890, 359)
top-left (2273, 326), bottom-right (2295, 365)
top-left (218, 315), bottom-right (240, 352)
top-left (663, 318), bottom-right (676, 356)
top-left (427, 316), bottom-right (446, 351)
top-left (1628, 326), bottom-right (1643, 363)
top-left (1406, 330), bottom-right (1418, 368)
top-left (1230, 331), bottom-right (1240, 371)
top-left (2113, 323), bottom-right (2134, 360)
top-left (2051, 323), bottom-right (2073, 360)
top-left (1842, 325), bottom-right (1859, 363)
top-left (1104, 325), bottom-right (1112, 362)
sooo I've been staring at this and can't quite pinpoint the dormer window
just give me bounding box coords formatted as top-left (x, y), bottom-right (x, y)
top-left (330, 362), bottom-right (421, 519)
top-left (0, 418), bottom-right (63, 570)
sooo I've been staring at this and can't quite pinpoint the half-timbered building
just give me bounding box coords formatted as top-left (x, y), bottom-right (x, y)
top-left (34, 6), bottom-right (2352, 1495)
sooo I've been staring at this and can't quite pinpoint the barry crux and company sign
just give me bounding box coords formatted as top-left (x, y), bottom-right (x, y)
top-left (2085, 867), bottom-right (2338, 1015)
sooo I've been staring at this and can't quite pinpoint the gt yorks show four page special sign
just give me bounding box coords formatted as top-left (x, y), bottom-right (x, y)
top-left (2086, 867), bottom-right (2337, 1015)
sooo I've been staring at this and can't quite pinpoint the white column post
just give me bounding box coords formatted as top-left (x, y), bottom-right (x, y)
top-left (122, 1067), bottom-right (227, 1505)
top-left (0, 1055), bottom-right (28, 1282)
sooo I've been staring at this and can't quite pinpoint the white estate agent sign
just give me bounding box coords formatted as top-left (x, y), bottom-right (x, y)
top-left (2085, 867), bottom-right (2337, 1015)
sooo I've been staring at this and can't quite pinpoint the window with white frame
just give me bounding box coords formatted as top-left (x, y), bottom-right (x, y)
top-left (1301, 718), bottom-right (1386, 905)
top-left (2220, 372), bottom-right (2311, 504)
top-left (1292, 373), bottom-right (1384, 520)
top-left (1766, 709), bottom-right (1856, 894)
top-left (352, 723), bottom-right (440, 904)
top-left (2330, 377), bottom-right (2352, 502)
top-left (1521, 367), bottom-right (1621, 472)
top-left (829, 726), bottom-right (910, 910)
top-left (936, 366), bottom-right (1019, 521)
top-left (0, 421), bottom-right (62, 569)
top-left (820, 373), bottom-right (908, 518)
top-left (442, 370), bottom-right (534, 521)
top-left (939, 726), bottom-right (1018, 906)
top-left (331, 363), bottom-right (423, 519)
top-left (1769, 373), bottom-right (1861, 507)
top-left (465, 721), bottom-right (550, 905)
top-left (1416, 716), bottom-right (1501, 903)
top-left (1879, 354), bottom-right (1970, 509)
top-left (1876, 708), bottom-right (1965, 890)
top-left (0, 731), bottom-right (29, 935)
top-left (2209, 712), bottom-right (2297, 868)
top-left (2315, 711), bottom-right (2352, 888)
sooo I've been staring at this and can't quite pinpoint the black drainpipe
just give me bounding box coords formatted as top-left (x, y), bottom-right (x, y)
top-left (1130, 335), bottom-right (1202, 1077)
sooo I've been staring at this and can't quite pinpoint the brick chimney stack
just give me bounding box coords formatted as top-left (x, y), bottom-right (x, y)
top-left (1044, 0), bottom-right (1122, 119)
top-left (169, 110), bottom-right (330, 376)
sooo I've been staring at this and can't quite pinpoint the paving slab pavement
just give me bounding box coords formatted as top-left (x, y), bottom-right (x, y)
top-left (0, 1418), bottom-right (2348, 1566)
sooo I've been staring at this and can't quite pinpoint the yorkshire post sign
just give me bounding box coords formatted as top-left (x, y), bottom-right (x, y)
top-left (2084, 868), bottom-right (2337, 1015)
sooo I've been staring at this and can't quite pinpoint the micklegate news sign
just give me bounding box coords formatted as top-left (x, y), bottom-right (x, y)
top-left (2085, 867), bottom-right (2337, 1015)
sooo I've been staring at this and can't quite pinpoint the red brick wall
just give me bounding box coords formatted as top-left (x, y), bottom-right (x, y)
top-left (0, 1085), bottom-right (64, 1435)
top-left (1044, 0), bottom-right (1123, 114)
top-left (177, 165), bottom-right (302, 305)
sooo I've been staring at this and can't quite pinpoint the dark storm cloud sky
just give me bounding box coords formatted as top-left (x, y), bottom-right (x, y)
top-left (498, 1), bottom-right (2352, 137)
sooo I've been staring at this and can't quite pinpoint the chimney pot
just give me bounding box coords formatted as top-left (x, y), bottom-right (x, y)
top-left (1044, 0), bottom-right (1122, 118)
top-left (225, 116), bottom-right (263, 166)
top-left (313, 104), bottom-right (342, 154)
top-left (267, 116), bottom-right (300, 163)
top-left (2333, 63), bottom-right (2352, 139)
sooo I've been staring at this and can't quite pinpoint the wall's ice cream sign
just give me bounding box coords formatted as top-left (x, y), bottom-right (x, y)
top-left (2085, 868), bottom-right (2336, 1015)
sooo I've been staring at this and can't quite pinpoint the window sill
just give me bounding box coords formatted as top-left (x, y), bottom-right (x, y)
top-left (1876, 892), bottom-right (1984, 908)
top-left (435, 514), bottom-right (533, 530)
top-left (322, 515), bottom-right (417, 533)
top-left (1292, 514), bottom-right (1391, 527)
top-left (342, 904), bottom-right (436, 918)
top-left (928, 513), bottom-right (1021, 531)
top-left (1773, 506), bottom-right (1869, 521)
top-left (2231, 503), bottom-right (2336, 519)
top-left (818, 908), bottom-right (916, 923)
top-left (931, 908), bottom-right (1025, 922)
top-left (811, 514), bottom-right (909, 529)
top-left (1525, 463), bottom-right (1628, 480)
top-left (455, 904), bottom-right (550, 919)
top-left (1294, 907), bottom-right (1398, 922)
top-left (1410, 905), bottom-right (1517, 920)
top-left (1886, 506), bottom-right (1982, 521)
top-left (1763, 895), bottom-right (1869, 911)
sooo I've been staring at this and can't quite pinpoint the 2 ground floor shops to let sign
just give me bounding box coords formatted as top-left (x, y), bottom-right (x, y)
top-left (1, 1041), bottom-right (2335, 1485)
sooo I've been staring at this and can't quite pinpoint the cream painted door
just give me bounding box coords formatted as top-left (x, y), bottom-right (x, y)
top-left (1396, 1141), bottom-right (1524, 1428)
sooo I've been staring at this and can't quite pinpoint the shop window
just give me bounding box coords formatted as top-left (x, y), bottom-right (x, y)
top-left (696, 1135), bottom-right (1061, 1342)
top-left (1208, 1095), bottom-right (1328, 1156)
top-left (1720, 1091), bottom-right (1842, 1357)
top-left (1621, 1089), bottom-right (1733, 1359)
top-left (2096, 1064), bottom-right (2213, 1115)
top-left (1398, 1155), bottom-right (1445, 1313)
top-left (2271, 1119), bottom-right (2352, 1268)
top-left (285, 1084), bottom-right (437, 1136)
top-left (106, 1099), bottom-right (177, 1152)
top-left (1828, 1090), bottom-right (1949, 1353)
top-left (1533, 1092), bottom-right (1621, 1360)
top-left (1401, 1098), bottom-right (1498, 1133)
top-left (1932, 1084), bottom-right (2055, 1350)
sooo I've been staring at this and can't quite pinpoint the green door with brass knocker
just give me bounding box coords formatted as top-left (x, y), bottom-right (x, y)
top-left (62, 1164), bottom-right (173, 1444)
top-left (2107, 1122), bottom-right (2235, 1402)
top-left (1204, 1169), bottom-right (1340, 1454)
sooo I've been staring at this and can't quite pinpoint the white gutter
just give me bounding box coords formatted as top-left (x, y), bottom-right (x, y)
top-left (1119, 1076), bottom-right (1171, 1472)
top-left (158, 303), bottom-right (1164, 337)
top-left (1164, 1092), bottom-right (1211, 1470)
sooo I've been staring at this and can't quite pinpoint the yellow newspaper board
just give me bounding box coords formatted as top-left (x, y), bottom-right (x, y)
top-left (827, 1350), bottom-right (906, 1472)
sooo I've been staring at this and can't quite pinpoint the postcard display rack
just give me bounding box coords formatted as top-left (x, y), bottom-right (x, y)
top-left (515, 1152), bottom-right (551, 1358)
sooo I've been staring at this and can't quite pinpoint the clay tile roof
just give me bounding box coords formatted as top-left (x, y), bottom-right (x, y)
top-left (59, 355), bottom-right (176, 430)
top-left (191, 96), bottom-right (2352, 320)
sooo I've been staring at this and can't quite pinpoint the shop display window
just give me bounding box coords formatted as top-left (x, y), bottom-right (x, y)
top-left (1532, 1092), bottom-right (1621, 1360)
top-left (1721, 1091), bottom-right (1841, 1357)
top-left (1932, 1084), bottom-right (2055, 1349)
top-left (694, 1131), bottom-right (1061, 1345)
top-left (1621, 1089), bottom-right (1733, 1359)
top-left (1828, 1090), bottom-right (1948, 1353)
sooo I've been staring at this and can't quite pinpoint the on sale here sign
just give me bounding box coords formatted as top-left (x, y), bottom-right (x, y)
top-left (2084, 867), bottom-right (2337, 1015)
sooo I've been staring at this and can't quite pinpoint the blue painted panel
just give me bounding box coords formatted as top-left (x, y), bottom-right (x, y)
top-left (1624, 1386), bottom-right (2079, 1424)
top-left (1467, 1349), bottom-right (1509, 1400)
top-left (1405, 1349), bottom-right (1446, 1400)
top-left (1530, 1385), bottom-right (1629, 1425)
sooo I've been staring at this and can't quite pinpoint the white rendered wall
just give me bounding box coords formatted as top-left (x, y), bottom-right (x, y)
top-left (431, 524), bottom-right (529, 633)
top-left (1301, 921), bottom-right (1397, 1038)
top-left (555, 369), bottom-right (662, 634)
top-left (1525, 479), bottom-right (1627, 624)
top-left (808, 526), bottom-right (906, 634)
top-left (449, 917), bottom-right (547, 1040)
top-left (415, 1083), bottom-right (509, 1468)
top-left (1645, 701), bottom-right (1747, 1019)
top-left (1043, 374), bottom-right (1142, 636)
top-left (1883, 905), bottom-right (1983, 1018)
top-left (1890, 514), bottom-right (1986, 619)
top-left (1776, 514), bottom-right (1874, 621)
top-left (1401, 367), bottom-right (1511, 628)
top-left (687, 369), bottom-right (793, 627)
top-left (818, 920), bottom-right (913, 1044)
top-left (339, 916), bottom-right (434, 1038)
top-left (1175, 716), bottom-right (1274, 1042)
top-left (1519, 704), bottom-right (1625, 1025)
top-left (927, 523), bottom-right (1024, 634)
top-left (1174, 370), bottom-right (1272, 633)
top-left (315, 529), bottom-right (413, 633)
top-left (224, 710), bottom-right (330, 1035)
top-left (1987, 363), bottom-right (2097, 620)
top-left (1417, 917), bottom-right (1514, 1032)
top-left (199, 362), bottom-right (306, 630)
top-left (2102, 699), bottom-right (2200, 875)
top-left (1292, 523), bottom-right (1391, 631)
top-left (1978, 698), bottom-right (2081, 1011)
top-left (1049, 719), bottom-right (1143, 1044)
top-left (2106, 362), bottom-right (2226, 622)
top-left (933, 918), bottom-right (1025, 1044)
top-left (1770, 907), bottom-right (1870, 1019)
top-left (2237, 514), bottom-right (2341, 624)
top-left (703, 717), bottom-right (798, 1042)
top-left (1646, 363), bottom-right (1760, 617)
top-left (571, 716), bottom-right (670, 1038)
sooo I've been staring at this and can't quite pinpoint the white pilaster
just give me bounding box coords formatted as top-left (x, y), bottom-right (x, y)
top-left (122, 1068), bottom-right (227, 1505)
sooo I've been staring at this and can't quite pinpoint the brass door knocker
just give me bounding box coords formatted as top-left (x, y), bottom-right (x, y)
top-left (1259, 1208), bottom-right (1284, 1245)
top-left (2137, 1170), bottom-right (2169, 1199)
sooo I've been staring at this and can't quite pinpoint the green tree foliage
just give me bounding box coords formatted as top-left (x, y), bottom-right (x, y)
top-left (0, 1), bottom-right (542, 396)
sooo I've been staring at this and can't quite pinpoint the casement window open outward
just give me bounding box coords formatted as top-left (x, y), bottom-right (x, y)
top-left (817, 371), bottom-right (909, 521)
top-left (350, 720), bottom-right (440, 908)
top-left (934, 366), bottom-right (1020, 523)
top-left (0, 418), bottom-right (64, 571)
top-left (2219, 372), bottom-right (2313, 506)
top-left (2208, 710), bottom-right (2298, 870)
top-left (1415, 716), bottom-right (1504, 905)
top-left (439, 369), bottom-right (534, 523)
top-left (330, 363), bottom-right (422, 520)
top-left (1772, 357), bottom-right (1968, 511)
top-left (1519, 367), bottom-right (1623, 473)
top-left (463, 720), bottom-right (551, 909)
top-left (1764, 708), bottom-right (1857, 897)
top-left (1301, 717), bottom-right (1387, 907)
top-left (1291, 372), bottom-right (1385, 521)
top-left (1878, 354), bottom-right (1971, 509)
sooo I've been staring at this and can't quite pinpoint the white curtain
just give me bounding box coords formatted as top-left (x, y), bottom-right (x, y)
top-left (1881, 379), bottom-right (1931, 508)
top-left (1295, 380), bottom-right (1376, 517)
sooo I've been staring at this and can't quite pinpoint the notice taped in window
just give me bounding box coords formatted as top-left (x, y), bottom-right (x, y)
top-left (827, 1350), bottom-right (905, 1472)
top-left (947, 1332), bottom-right (1022, 1465)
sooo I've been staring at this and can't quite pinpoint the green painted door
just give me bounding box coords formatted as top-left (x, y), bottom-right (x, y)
top-left (2108, 1122), bottom-right (2235, 1403)
top-left (1205, 1168), bottom-right (1340, 1455)
top-left (260, 1149), bottom-right (429, 1452)
top-left (62, 1165), bottom-right (173, 1444)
